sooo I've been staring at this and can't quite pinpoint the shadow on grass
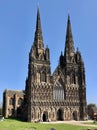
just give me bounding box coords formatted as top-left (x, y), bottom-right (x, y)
top-left (5, 117), bottom-right (26, 122)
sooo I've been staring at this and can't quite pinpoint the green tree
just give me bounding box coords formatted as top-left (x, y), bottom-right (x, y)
top-left (88, 103), bottom-right (96, 108)
top-left (87, 103), bottom-right (96, 119)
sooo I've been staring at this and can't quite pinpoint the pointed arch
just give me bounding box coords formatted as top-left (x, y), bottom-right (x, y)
top-left (73, 111), bottom-right (78, 120)
top-left (42, 111), bottom-right (48, 122)
top-left (41, 72), bottom-right (46, 82)
top-left (53, 80), bottom-right (65, 101)
top-left (57, 108), bottom-right (64, 121)
top-left (9, 98), bottom-right (14, 105)
top-left (18, 98), bottom-right (23, 105)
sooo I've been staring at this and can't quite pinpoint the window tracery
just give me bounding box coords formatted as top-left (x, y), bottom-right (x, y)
top-left (53, 81), bottom-right (64, 101)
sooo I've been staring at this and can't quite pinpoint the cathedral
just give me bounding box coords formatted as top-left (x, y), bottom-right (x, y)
top-left (3, 7), bottom-right (87, 122)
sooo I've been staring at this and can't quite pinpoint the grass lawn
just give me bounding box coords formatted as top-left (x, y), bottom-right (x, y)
top-left (84, 121), bottom-right (97, 125)
top-left (0, 119), bottom-right (95, 130)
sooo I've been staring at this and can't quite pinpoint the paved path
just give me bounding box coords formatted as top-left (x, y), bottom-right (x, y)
top-left (41, 120), bottom-right (97, 128)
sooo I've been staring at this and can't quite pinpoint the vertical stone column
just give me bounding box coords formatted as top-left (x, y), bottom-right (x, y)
top-left (5, 92), bottom-right (8, 117)
top-left (46, 75), bottom-right (49, 83)
top-left (14, 94), bottom-right (17, 117)
top-left (54, 108), bottom-right (57, 121)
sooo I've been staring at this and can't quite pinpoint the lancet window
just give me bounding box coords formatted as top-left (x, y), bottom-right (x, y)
top-left (53, 81), bottom-right (64, 101)
top-left (41, 72), bottom-right (46, 82)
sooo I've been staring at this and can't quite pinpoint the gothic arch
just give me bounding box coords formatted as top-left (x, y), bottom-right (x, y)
top-left (53, 81), bottom-right (64, 101)
top-left (42, 111), bottom-right (48, 122)
top-left (9, 98), bottom-right (14, 105)
top-left (18, 98), bottom-right (23, 105)
top-left (57, 108), bottom-right (64, 121)
top-left (73, 111), bottom-right (78, 120)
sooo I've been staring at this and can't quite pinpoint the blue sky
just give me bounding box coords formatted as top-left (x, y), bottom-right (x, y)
top-left (0, 0), bottom-right (97, 106)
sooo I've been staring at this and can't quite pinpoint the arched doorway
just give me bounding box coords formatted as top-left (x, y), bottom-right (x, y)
top-left (42, 111), bottom-right (48, 122)
top-left (73, 111), bottom-right (77, 120)
top-left (57, 108), bottom-right (64, 121)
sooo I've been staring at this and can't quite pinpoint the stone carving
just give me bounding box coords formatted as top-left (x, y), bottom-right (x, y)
top-left (3, 7), bottom-right (87, 122)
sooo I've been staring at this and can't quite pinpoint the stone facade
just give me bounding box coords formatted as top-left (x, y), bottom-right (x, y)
top-left (3, 7), bottom-right (87, 122)
top-left (3, 90), bottom-right (24, 118)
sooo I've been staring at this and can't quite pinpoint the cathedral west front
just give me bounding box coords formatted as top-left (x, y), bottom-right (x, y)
top-left (3, 7), bottom-right (87, 122)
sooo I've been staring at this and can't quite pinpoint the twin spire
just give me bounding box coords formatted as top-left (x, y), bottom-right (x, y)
top-left (34, 7), bottom-right (74, 61)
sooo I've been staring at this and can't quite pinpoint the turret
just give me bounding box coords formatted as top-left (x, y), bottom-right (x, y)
top-left (45, 46), bottom-right (50, 61)
top-left (75, 48), bottom-right (82, 63)
top-left (59, 51), bottom-right (64, 67)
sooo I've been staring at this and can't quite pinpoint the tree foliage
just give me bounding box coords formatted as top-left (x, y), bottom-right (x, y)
top-left (87, 103), bottom-right (96, 108)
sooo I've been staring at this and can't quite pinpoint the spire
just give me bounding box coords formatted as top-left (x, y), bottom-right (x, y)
top-left (64, 14), bottom-right (75, 62)
top-left (66, 14), bottom-right (73, 39)
top-left (36, 7), bottom-right (42, 34)
top-left (34, 6), bottom-right (44, 49)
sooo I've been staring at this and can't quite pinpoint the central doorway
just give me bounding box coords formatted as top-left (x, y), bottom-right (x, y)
top-left (73, 111), bottom-right (77, 120)
top-left (57, 108), bottom-right (64, 121)
top-left (42, 111), bottom-right (48, 122)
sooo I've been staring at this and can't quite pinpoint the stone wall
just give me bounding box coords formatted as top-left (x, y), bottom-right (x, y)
top-left (3, 90), bottom-right (24, 118)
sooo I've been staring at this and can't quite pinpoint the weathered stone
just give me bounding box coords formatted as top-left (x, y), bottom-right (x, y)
top-left (3, 7), bottom-right (87, 122)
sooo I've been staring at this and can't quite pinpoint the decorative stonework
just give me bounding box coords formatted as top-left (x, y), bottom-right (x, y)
top-left (3, 7), bottom-right (87, 122)
top-left (3, 90), bottom-right (24, 117)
